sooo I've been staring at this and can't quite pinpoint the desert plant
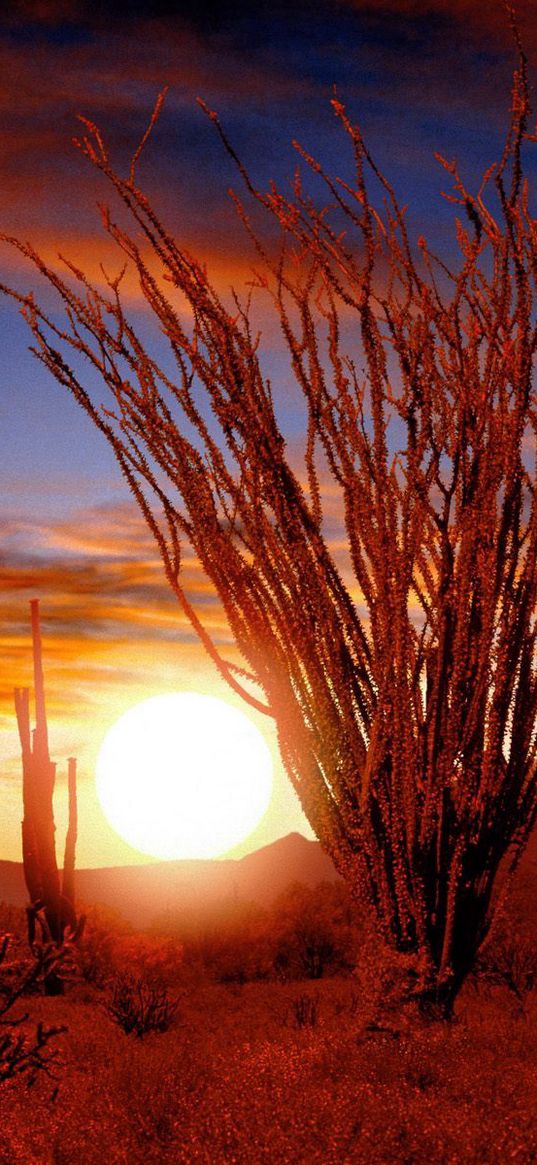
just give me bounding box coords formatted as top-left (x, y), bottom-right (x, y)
top-left (275, 917), bottom-right (336, 981)
top-left (0, 1019), bottom-right (65, 1088)
top-left (0, 934), bottom-right (66, 1087)
top-left (333, 989), bottom-right (361, 1018)
top-left (474, 932), bottom-right (537, 1012)
top-left (76, 905), bottom-right (158, 990)
top-left (77, 918), bottom-right (121, 989)
top-left (5, 16), bottom-right (537, 1014)
top-left (14, 601), bottom-right (85, 994)
top-left (289, 993), bottom-right (319, 1028)
top-left (186, 929), bottom-right (269, 985)
top-left (272, 882), bottom-right (359, 980)
top-left (106, 973), bottom-right (178, 1038)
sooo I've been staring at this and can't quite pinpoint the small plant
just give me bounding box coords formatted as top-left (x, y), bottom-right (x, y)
top-left (0, 1019), bottom-right (66, 1087)
top-left (106, 973), bottom-right (178, 1038)
top-left (334, 989), bottom-right (361, 1018)
top-left (290, 993), bottom-right (319, 1029)
top-left (0, 934), bottom-right (66, 1087)
top-left (474, 935), bottom-right (537, 1013)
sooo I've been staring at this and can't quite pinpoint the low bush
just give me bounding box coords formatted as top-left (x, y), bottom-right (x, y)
top-left (163, 881), bottom-right (365, 986)
top-left (289, 993), bottom-right (319, 1028)
top-left (474, 930), bottom-right (537, 1013)
top-left (0, 934), bottom-right (66, 1088)
top-left (106, 973), bottom-right (179, 1038)
top-left (78, 906), bottom-right (184, 989)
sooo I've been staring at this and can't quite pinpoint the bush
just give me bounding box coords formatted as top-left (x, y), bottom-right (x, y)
top-left (271, 882), bottom-right (363, 981)
top-left (475, 931), bottom-right (537, 1012)
top-left (113, 934), bottom-right (184, 986)
top-left (169, 882), bottom-right (364, 985)
top-left (289, 993), bottom-right (319, 1028)
top-left (77, 905), bottom-right (132, 988)
top-left (106, 973), bottom-right (179, 1038)
top-left (77, 906), bottom-right (184, 991)
top-left (0, 934), bottom-right (66, 1087)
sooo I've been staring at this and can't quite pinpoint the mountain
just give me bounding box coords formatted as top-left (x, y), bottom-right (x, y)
top-left (0, 833), bottom-right (341, 928)
top-left (3, 829), bottom-right (535, 931)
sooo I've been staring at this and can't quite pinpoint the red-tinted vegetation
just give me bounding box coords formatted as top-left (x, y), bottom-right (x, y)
top-left (4, 19), bottom-right (537, 1010)
top-left (0, 932), bottom-right (65, 1089)
top-left (2, 867), bottom-right (537, 1163)
top-left (14, 602), bottom-right (84, 995)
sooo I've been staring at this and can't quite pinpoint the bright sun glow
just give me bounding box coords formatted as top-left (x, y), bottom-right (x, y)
top-left (96, 692), bottom-right (273, 860)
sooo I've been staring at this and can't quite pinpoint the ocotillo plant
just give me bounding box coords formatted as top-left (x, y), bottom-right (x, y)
top-left (4, 24), bottom-right (537, 1013)
top-left (14, 600), bottom-right (84, 994)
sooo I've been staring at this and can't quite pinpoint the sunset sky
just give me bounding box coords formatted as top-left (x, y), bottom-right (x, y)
top-left (1, 0), bottom-right (536, 867)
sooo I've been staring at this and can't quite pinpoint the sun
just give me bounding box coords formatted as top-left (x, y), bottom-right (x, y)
top-left (95, 692), bottom-right (273, 860)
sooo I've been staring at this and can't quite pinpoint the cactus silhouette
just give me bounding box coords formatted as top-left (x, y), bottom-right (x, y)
top-left (14, 600), bottom-right (84, 994)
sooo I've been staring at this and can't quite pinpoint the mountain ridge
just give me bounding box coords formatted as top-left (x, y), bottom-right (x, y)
top-left (0, 832), bottom-right (340, 927)
top-left (2, 828), bottom-right (535, 929)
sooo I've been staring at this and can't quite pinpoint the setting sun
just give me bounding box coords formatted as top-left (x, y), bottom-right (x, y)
top-left (95, 693), bottom-right (273, 860)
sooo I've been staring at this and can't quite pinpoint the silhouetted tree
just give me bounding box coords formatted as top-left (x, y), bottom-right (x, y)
top-left (4, 22), bottom-right (537, 1013)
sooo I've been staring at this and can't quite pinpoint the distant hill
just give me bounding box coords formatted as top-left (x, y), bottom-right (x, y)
top-left (3, 828), bottom-right (535, 931)
top-left (0, 833), bottom-right (341, 928)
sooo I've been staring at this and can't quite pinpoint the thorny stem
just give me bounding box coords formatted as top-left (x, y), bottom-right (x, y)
top-left (3, 19), bottom-right (537, 1008)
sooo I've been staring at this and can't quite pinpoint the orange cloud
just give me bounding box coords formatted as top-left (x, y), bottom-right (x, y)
top-left (1, 483), bottom-right (316, 868)
top-left (1, 225), bottom-right (273, 313)
top-left (1, 470), bottom-right (363, 707)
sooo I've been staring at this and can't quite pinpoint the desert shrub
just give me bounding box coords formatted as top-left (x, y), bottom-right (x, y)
top-left (474, 932), bottom-right (537, 1012)
top-left (289, 993), bottom-right (319, 1028)
top-left (0, 1018), bottom-right (66, 1087)
top-left (106, 972), bottom-right (179, 1037)
top-left (168, 882), bottom-right (365, 985)
top-left (77, 904), bottom-right (133, 987)
top-left (115, 933), bottom-right (184, 985)
top-left (273, 922), bottom-right (336, 981)
top-left (0, 934), bottom-right (66, 1087)
top-left (77, 904), bottom-right (184, 992)
top-left (194, 929), bottom-right (273, 985)
top-left (271, 882), bottom-right (362, 981)
top-left (178, 900), bottom-right (274, 984)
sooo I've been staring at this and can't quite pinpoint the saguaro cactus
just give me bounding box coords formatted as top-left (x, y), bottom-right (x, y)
top-left (14, 600), bottom-right (84, 994)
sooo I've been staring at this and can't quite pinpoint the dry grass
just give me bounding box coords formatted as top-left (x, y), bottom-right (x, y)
top-left (1, 975), bottom-right (537, 1165)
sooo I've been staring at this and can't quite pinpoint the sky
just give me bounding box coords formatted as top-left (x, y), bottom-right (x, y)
top-left (1, 0), bottom-right (537, 867)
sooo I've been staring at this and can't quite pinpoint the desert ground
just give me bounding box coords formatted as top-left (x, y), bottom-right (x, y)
top-left (2, 867), bottom-right (537, 1165)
